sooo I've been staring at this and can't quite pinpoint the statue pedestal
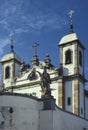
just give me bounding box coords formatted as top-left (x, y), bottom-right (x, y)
top-left (41, 97), bottom-right (56, 110)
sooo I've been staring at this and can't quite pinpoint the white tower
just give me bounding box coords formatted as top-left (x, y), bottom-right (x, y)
top-left (58, 11), bottom-right (86, 117)
top-left (0, 35), bottom-right (23, 90)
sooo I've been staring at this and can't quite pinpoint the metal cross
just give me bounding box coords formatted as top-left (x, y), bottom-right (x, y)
top-left (32, 42), bottom-right (39, 56)
top-left (69, 10), bottom-right (74, 25)
top-left (68, 10), bottom-right (74, 33)
top-left (9, 32), bottom-right (14, 52)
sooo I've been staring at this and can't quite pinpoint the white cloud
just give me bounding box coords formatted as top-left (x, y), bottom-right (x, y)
top-left (0, 19), bottom-right (10, 31)
top-left (0, 38), bottom-right (9, 54)
top-left (20, 14), bottom-right (68, 31)
top-left (0, 0), bottom-right (68, 33)
top-left (15, 28), bottom-right (29, 34)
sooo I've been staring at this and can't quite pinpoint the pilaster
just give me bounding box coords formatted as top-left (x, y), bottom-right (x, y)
top-left (74, 43), bottom-right (78, 74)
top-left (60, 46), bottom-right (63, 65)
top-left (58, 79), bottom-right (64, 108)
top-left (74, 79), bottom-right (79, 115)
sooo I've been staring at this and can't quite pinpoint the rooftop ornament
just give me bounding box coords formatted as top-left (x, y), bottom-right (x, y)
top-left (9, 32), bottom-right (14, 53)
top-left (32, 42), bottom-right (39, 56)
top-left (31, 42), bottom-right (39, 66)
top-left (69, 10), bottom-right (74, 33)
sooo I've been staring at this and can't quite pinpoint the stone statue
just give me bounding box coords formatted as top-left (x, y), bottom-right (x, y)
top-left (40, 67), bottom-right (51, 98)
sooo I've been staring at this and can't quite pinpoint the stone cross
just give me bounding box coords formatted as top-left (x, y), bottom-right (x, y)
top-left (32, 42), bottom-right (39, 56)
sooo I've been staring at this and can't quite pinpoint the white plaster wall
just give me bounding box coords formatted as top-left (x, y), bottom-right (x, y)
top-left (0, 94), bottom-right (88, 130)
top-left (40, 107), bottom-right (88, 130)
top-left (15, 63), bottom-right (21, 77)
top-left (64, 81), bottom-right (74, 113)
top-left (63, 45), bottom-right (75, 76)
top-left (15, 68), bottom-right (58, 86)
top-left (79, 82), bottom-right (84, 117)
top-left (14, 82), bottom-right (59, 104)
top-left (51, 82), bottom-right (58, 105)
top-left (39, 110), bottom-right (53, 130)
top-left (0, 95), bottom-right (43, 130)
top-left (85, 96), bottom-right (88, 120)
top-left (14, 85), bottom-right (41, 98)
top-left (53, 107), bottom-right (88, 130)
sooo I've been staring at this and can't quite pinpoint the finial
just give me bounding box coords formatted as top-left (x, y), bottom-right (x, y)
top-left (45, 53), bottom-right (51, 64)
top-left (69, 10), bottom-right (74, 33)
top-left (44, 53), bottom-right (51, 68)
top-left (9, 32), bottom-right (14, 52)
top-left (32, 42), bottom-right (39, 56)
top-left (31, 42), bottom-right (39, 66)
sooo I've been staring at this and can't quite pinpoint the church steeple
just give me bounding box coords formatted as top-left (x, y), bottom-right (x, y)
top-left (58, 12), bottom-right (86, 117)
top-left (0, 33), bottom-right (23, 89)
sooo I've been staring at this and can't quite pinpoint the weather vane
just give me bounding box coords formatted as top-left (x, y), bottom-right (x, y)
top-left (9, 32), bottom-right (14, 52)
top-left (32, 42), bottom-right (39, 56)
top-left (68, 10), bottom-right (75, 33)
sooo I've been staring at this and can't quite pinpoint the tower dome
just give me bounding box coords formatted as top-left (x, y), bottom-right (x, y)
top-left (1, 51), bottom-right (23, 63)
top-left (59, 33), bottom-right (78, 45)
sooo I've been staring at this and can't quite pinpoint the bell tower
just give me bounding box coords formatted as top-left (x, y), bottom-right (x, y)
top-left (58, 11), bottom-right (86, 117)
top-left (0, 34), bottom-right (23, 90)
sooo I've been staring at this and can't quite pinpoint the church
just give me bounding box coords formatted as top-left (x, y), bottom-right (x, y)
top-left (0, 14), bottom-right (88, 130)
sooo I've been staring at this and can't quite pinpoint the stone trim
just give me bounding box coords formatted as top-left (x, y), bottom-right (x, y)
top-left (1, 65), bottom-right (4, 82)
top-left (74, 79), bottom-right (79, 115)
top-left (59, 46), bottom-right (63, 65)
top-left (58, 79), bottom-right (64, 109)
top-left (63, 74), bottom-right (86, 83)
top-left (74, 43), bottom-right (78, 74)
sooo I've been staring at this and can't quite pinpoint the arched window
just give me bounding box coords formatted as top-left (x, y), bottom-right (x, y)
top-left (65, 49), bottom-right (72, 64)
top-left (79, 51), bottom-right (82, 67)
top-left (5, 66), bottom-right (10, 79)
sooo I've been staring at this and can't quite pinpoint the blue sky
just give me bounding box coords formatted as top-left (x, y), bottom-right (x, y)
top-left (0, 0), bottom-right (88, 87)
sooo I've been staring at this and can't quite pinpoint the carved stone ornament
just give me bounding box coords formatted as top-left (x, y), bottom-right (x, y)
top-left (28, 68), bottom-right (38, 80)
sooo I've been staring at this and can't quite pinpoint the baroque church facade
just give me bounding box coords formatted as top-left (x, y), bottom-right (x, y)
top-left (0, 15), bottom-right (88, 130)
